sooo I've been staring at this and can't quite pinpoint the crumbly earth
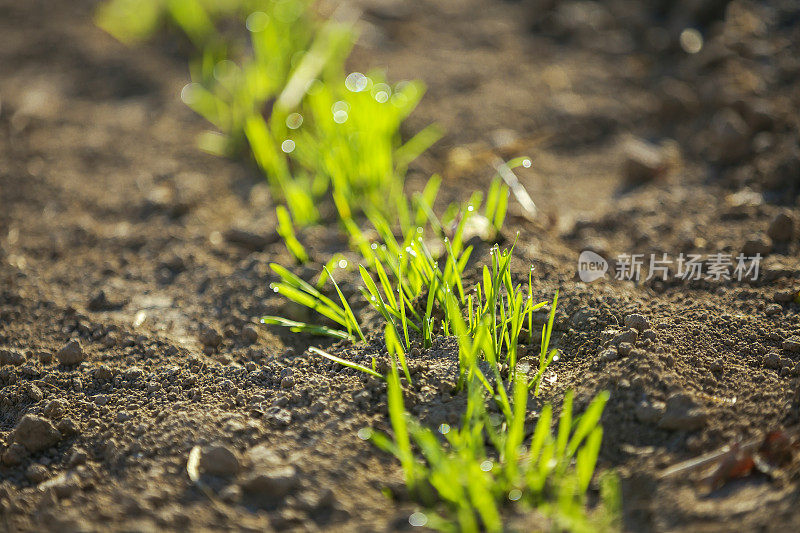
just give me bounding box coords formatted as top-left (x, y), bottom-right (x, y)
top-left (1, 0), bottom-right (799, 531)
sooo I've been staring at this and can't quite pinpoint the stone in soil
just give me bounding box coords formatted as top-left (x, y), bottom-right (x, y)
top-left (613, 328), bottom-right (638, 346)
top-left (241, 465), bottom-right (299, 499)
top-left (87, 290), bottom-right (122, 311)
top-left (12, 414), bottom-right (62, 452)
top-left (621, 138), bottom-right (665, 184)
top-left (783, 336), bottom-right (800, 353)
top-left (766, 212), bottom-right (795, 243)
top-left (198, 325), bottom-right (223, 348)
top-left (635, 399), bottom-right (666, 424)
top-left (265, 406), bottom-right (292, 427)
top-left (25, 464), bottom-right (49, 483)
top-left (658, 392), bottom-right (708, 431)
top-left (600, 348), bottom-right (618, 362)
top-left (199, 443), bottom-right (240, 477)
top-left (0, 347), bottom-right (25, 365)
top-left (774, 290), bottom-right (797, 303)
top-left (709, 108), bottom-right (751, 163)
top-left (2, 443), bottom-right (28, 466)
top-left (241, 324), bottom-right (260, 344)
top-left (24, 383), bottom-right (43, 402)
top-left (618, 342), bottom-right (633, 357)
top-left (742, 235), bottom-right (772, 257)
top-left (624, 313), bottom-right (650, 332)
top-left (224, 228), bottom-right (278, 251)
top-left (57, 339), bottom-right (86, 365)
top-left (38, 350), bottom-right (53, 364)
top-left (764, 352), bottom-right (782, 369)
top-left (239, 444), bottom-right (300, 499)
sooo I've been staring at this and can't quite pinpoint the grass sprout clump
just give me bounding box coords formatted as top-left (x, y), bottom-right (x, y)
top-left (262, 207), bottom-right (618, 529)
top-left (97, 0), bottom-right (438, 226)
top-left (364, 286), bottom-right (618, 531)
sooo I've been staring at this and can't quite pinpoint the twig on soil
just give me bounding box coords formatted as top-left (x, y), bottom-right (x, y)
top-left (32, 380), bottom-right (64, 392)
top-left (659, 428), bottom-right (800, 488)
top-left (659, 435), bottom-right (765, 480)
top-left (492, 156), bottom-right (537, 220)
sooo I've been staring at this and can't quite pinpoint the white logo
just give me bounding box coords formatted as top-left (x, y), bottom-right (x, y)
top-left (578, 251), bottom-right (608, 282)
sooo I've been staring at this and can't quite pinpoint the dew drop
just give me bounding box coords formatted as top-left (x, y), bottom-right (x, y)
top-left (508, 489), bottom-right (522, 501)
top-left (213, 60), bottom-right (238, 83)
top-left (409, 512), bottom-right (428, 527)
top-left (332, 100), bottom-right (350, 114)
top-left (281, 139), bottom-right (295, 153)
top-left (522, 158), bottom-right (532, 168)
top-left (372, 83), bottom-right (391, 102)
top-left (480, 460), bottom-right (493, 472)
top-left (338, 259), bottom-right (348, 269)
top-left (180, 83), bottom-right (200, 105)
top-left (286, 112), bottom-right (303, 129)
top-left (345, 72), bottom-right (369, 92)
top-left (391, 92), bottom-right (409, 107)
top-left (246, 11), bottom-right (269, 32)
top-left (333, 110), bottom-right (348, 124)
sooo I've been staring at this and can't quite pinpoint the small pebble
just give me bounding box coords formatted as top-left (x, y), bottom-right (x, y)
top-left (241, 324), bottom-right (260, 345)
top-left (0, 348), bottom-right (25, 366)
top-left (57, 340), bottom-right (86, 366)
top-left (240, 465), bottom-right (299, 499)
top-left (767, 212), bottom-right (795, 243)
top-left (38, 350), bottom-right (53, 364)
top-left (198, 325), bottom-right (223, 348)
top-left (774, 290), bottom-right (797, 303)
top-left (2, 443), bottom-right (27, 466)
top-left (199, 443), bottom-right (240, 477)
top-left (613, 328), bottom-right (638, 346)
top-left (783, 336), bottom-right (800, 353)
top-left (742, 235), bottom-right (772, 257)
top-left (12, 414), bottom-right (62, 452)
top-left (635, 400), bottom-right (665, 424)
top-left (621, 138), bottom-right (665, 184)
top-left (764, 352), bottom-right (782, 369)
top-left (624, 314), bottom-right (650, 332)
top-left (600, 348), bottom-right (618, 362)
top-left (658, 392), bottom-right (707, 431)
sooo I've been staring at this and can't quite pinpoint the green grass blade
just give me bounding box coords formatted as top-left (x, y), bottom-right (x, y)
top-left (567, 390), bottom-right (609, 457)
top-left (260, 316), bottom-right (350, 340)
top-left (324, 266), bottom-right (366, 342)
top-left (308, 346), bottom-right (384, 379)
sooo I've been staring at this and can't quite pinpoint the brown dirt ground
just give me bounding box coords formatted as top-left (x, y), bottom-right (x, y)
top-left (1, 0), bottom-right (800, 531)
